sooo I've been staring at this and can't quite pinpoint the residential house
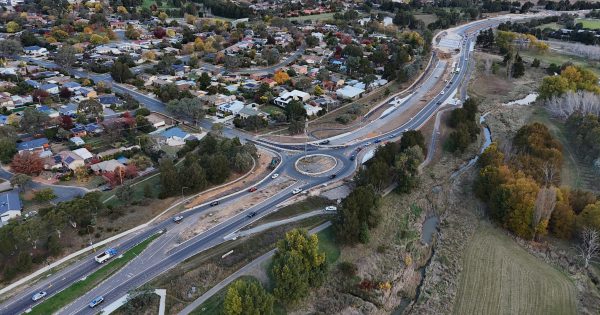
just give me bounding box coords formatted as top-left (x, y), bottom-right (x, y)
top-left (336, 85), bottom-right (365, 99)
top-left (16, 138), bottom-right (49, 154)
top-left (0, 92), bottom-right (14, 109)
top-left (217, 100), bottom-right (245, 117)
top-left (78, 87), bottom-right (97, 98)
top-left (0, 115), bottom-right (7, 126)
top-left (73, 148), bottom-right (94, 162)
top-left (274, 90), bottom-right (311, 107)
top-left (98, 94), bottom-right (122, 108)
top-left (70, 136), bottom-right (85, 146)
top-left (23, 45), bottom-right (48, 57)
top-left (0, 190), bottom-right (22, 223)
top-left (90, 159), bottom-right (125, 174)
top-left (59, 103), bottom-right (78, 116)
top-left (40, 83), bottom-right (59, 95)
top-left (59, 150), bottom-right (85, 171)
top-left (152, 127), bottom-right (198, 147)
top-left (37, 105), bottom-right (59, 118)
top-left (63, 81), bottom-right (82, 92)
top-left (12, 95), bottom-right (33, 107)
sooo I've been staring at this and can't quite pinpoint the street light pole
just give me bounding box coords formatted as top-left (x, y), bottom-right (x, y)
top-left (181, 186), bottom-right (189, 202)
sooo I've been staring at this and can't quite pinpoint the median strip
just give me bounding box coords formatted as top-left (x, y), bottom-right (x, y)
top-left (27, 233), bottom-right (161, 315)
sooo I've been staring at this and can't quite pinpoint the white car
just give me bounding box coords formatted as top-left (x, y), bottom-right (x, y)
top-left (325, 206), bottom-right (337, 211)
top-left (292, 188), bottom-right (303, 195)
top-left (271, 173), bottom-right (279, 179)
top-left (32, 291), bottom-right (47, 301)
top-left (440, 91), bottom-right (445, 95)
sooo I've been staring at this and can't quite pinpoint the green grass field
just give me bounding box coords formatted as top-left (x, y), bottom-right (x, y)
top-left (29, 233), bottom-right (161, 315)
top-left (576, 18), bottom-right (600, 29)
top-left (537, 22), bottom-right (562, 30)
top-left (453, 224), bottom-right (576, 315)
top-left (316, 226), bottom-right (340, 265)
top-left (519, 50), bottom-right (600, 76)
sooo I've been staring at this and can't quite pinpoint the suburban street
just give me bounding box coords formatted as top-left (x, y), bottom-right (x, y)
top-left (0, 13), bottom-right (550, 315)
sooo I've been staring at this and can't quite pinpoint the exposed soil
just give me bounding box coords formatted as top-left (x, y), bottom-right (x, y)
top-left (179, 176), bottom-right (297, 242)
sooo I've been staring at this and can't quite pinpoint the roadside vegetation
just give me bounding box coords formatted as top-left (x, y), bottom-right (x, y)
top-left (29, 233), bottom-right (160, 315)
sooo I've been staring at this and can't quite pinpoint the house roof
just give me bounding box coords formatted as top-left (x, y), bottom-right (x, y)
top-left (73, 148), bottom-right (93, 160)
top-left (0, 191), bottom-right (22, 214)
top-left (16, 138), bottom-right (48, 151)
top-left (336, 85), bottom-right (365, 98)
top-left (91, 159), bottom-right (124, 173)
top-left (70, 136), bottom-right (85, 145)
top-left (40, 83), bottom-right (58, 90)
top-left (159, 127), bottom-right (188, 139)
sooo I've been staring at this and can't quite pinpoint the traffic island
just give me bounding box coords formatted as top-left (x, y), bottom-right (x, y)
top-left (294, 154), bottom-right (337, 176)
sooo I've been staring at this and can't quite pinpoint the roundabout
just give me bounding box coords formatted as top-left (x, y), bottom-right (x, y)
top-left (294, 154), bottom-right (338, 176)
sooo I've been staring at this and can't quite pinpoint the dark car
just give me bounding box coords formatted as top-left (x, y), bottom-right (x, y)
top-left (247, 211), bottom-right (257, 218)
top-left (374, 139), bottom-right (381, 144)
top-left (210, 201), bottom-right (219, 206)
top-left (319, 140), bottom-right (330, 145)
top-left (350, 155), bottom-right (356, 161)
top-left (329, 174), bottom-right (337, 179)
top-left (248, 187), bottom-right (257, 192)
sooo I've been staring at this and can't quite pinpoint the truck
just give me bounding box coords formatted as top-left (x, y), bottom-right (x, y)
top-left (94, 248), bottom-right (118, 264)
top-left (268, 157), bottom-right (279, 170)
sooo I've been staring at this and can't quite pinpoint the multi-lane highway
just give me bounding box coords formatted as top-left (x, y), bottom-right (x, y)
top-left (1, 13), bottom-right (543, 315)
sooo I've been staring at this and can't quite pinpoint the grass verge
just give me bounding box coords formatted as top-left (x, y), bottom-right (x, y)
top-left (251, 196), bottom-right (332, 225)
top-left (28, 233), bottom-right (161, 315)
top-left (453, 224), bottom-right (576, 315)
top-left (317, 226), bottom-right (340, 265)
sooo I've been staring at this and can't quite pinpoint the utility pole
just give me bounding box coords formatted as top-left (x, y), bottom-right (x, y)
top-left (304, 118), bottom-right (308, 156)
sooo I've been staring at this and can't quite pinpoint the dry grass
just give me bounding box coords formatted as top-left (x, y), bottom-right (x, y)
top-left (454, 223), bottom-right (577, 315)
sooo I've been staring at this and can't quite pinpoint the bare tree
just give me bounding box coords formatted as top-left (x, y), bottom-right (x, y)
top-left (577, 227), bottom-right (599, 269)
top-left (545, 91), bottom-right (600, 120)
top-left (542, 161), bottom-right (558, 187)
top-left (533, 187), bottom-right (557, 240)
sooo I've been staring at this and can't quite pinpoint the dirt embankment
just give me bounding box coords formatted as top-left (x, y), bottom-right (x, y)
top-left (179, 176), bottom-right (296, 242)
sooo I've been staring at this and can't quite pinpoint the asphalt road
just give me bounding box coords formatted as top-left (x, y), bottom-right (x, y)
top-left (1, 13), bottom-right (545, 315)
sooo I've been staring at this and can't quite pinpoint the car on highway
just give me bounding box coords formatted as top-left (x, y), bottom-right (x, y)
top-left (89, 296), bottom-right (104, 308)
top-left (389, 133), bottom-right (397, 139)
top-left (319, 140), bottom-right (330, 145)
top-left (248, 187), bottom-right (257, 192)
top-left (173, 215), bottom-right (184, 223)
top-left (350, 155), bottom-right (356, 161)
top-left (325, 206), bottom-right (337, 211)
top-left (292, 188), bottom-right (303, 195)
top-left (246, 211), bottom-right (257, 218)
top-left (364, 141), bottom-right (371, 146)
top-left (437, 100), bottom-right (442, 104)
top-left (31, 291), bottom-right (47, 301)
top-left (329, 174), bottom-right (337, 179)
top-left (209, 201), bottom-right (220, 206)
top-left (271, 173), bottom-right (279, 179)
top-left (440, 91), bottom-right (445, 95)
top-left (374, 139), bottom-right (381, 144)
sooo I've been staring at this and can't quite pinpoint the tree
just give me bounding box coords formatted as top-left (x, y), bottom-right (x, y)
top-left (577, 227), bottom-right (599, 269)
top-left (55, 45), bottom-right (77, 68)
top-left (78, 99), bottom-right (103, 120)
top-left (549, 189), bottom-right (576, 239)
top-left (335, 185), bottom-right (380, 244)
top-left (116, 184), bottom-right (134, 204)
top-left (159, 158), bottom-right (180, 197)
top-left (263, 48), bottom-right (280, 65)
top-left (10, 174), bottom-right (32, 190)
top-left (11, 152), bottom-right (44, 175)
top-left (211, 123), bottom-right (224, 136)
top-left (0, 137), bottom-right (17, 164)
top-left (20, 107), bottom-right (49, 133)
top-left (223, 279), bottom-right (274, 315)
top-left (111, 61), bottom-right (133, 83)
top-left (273, 70), bottom-right (290, 85)
top-left (6, 21), bottom-right (21, 33)
top-left (33, 188), bottom-right (56, 202)
top-left (125, 24), bottom-right (141, 40)
top-left (399, 130), bottom-right (426, 153)
top-left (578, 202), bottom-right (600, 231)
top-left (395, 146), bottom-right (425, 193)
top-left (532, 58), bottom-right (541, 67)
top-left (0, 39), bottom-right (22, 57)
top-left (272, 229), bottom-right (326, 304)
top-left (166, 98), bottom-right (205, 123)
top-left (512, 53), bottom-right (525, 78)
